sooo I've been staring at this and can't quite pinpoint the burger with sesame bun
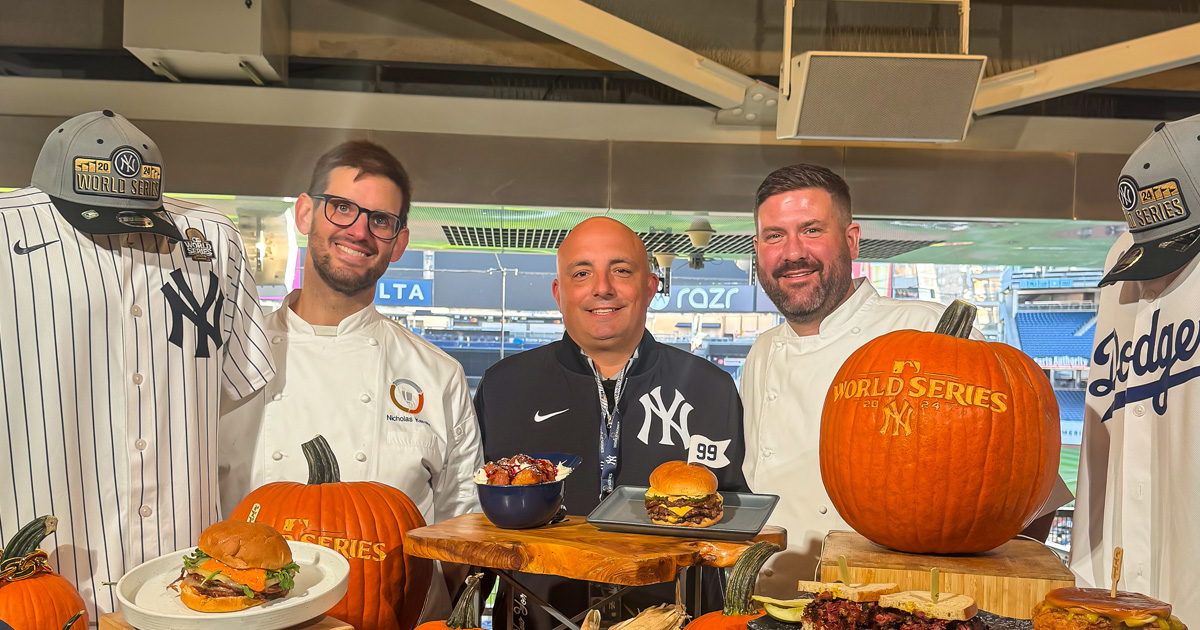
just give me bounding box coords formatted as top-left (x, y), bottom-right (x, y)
top-left (644, 461), bottom-right (723, 527)
top-left (174, 520), bottom-right (300, 612)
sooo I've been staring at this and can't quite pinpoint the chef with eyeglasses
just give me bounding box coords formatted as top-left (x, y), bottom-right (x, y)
top-left (218, 140), bottom-right (483, 620)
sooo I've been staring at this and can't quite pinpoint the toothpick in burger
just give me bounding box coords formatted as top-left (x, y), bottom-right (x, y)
top-left (173, 520), bottom-right (300, 612)
top-left (1033, 588), bottom-right (1187, 630)
top-left (644, 461), bottom-right (724, 527)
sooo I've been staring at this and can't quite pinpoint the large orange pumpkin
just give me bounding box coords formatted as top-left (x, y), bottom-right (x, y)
top-left (0, 516), bottom-right (88, 630)
top-left (820, 300), bottom-right (1060, 554)
top-left (684, 542), bottom-right (778, 630)
top-left (230, 435), bottom-right (433, 630)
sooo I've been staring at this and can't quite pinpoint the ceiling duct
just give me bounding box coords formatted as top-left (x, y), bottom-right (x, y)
top-left (123, 0), bottom-right (288, 84)
top-left (776, 0), bottom-right (985, 143)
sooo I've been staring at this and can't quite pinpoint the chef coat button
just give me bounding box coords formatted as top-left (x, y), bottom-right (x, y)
top-left (139, 505), bottom-right (152, 518)
top-left (851, 327), bottom-right (861, 334)
top-left (132, 373), bottom-right (143, 385)
top-left (1134, 404), bottom-right (1146, 417)
top-left (1145, 290), bottom-right (1157, 300)
top-left (272, 393), bottom-right (283, 401)
top-left (272, 336), bottom-right (283, 344)
top-left (763, 568), bottom-right (775, 577)
top-left (368, 338), bottom-right (379, 347)
top-left (767, 393), bottom-right (778, 402)
top-left (355, 452), bottom-right (367, 462)
top-left (360, 394), bottom-right (371, 403)
top-left (131, 305), bottom-right (143, 317)
top-left (272, 451), bottom-right (283, 461)
top-left (774, 341), bottom-right (784, 349)
top-left (134, 439), bottom-right (147, 451)
top-left (761, 448), bottom-right (774, 458)
top-left (819, 506), bottom-right (829, 515)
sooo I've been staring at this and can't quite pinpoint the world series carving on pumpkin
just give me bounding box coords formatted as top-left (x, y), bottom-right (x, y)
top-left (230, 435), bottom-right (433, 630)
top-left (819, 300), bottom-right (1060, 554)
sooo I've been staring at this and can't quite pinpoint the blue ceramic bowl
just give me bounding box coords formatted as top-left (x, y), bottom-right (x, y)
top-left (477, 453), bottom-right (583, 529)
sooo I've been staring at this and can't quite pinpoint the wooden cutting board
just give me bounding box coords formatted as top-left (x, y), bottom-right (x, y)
top-left (405, 513), bottom-right (787, 586)
top-left (818, 531), bottom-right (1074, 619)
top-left (100, 613), bottom-right (351, 630)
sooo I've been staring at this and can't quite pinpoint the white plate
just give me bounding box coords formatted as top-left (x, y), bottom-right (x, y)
top-left (116, 541), bottom-right (350, 630)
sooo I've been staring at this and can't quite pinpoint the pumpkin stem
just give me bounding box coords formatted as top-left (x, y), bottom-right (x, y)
top-left (446, 573), bottom-right (484, 629)
top-left (302, 435), bottom-right (342, 485)
top-left (0, 515), bottom-right (56, 563)
top-left (933, 300), bottom-right (977, 339)
top-left (722, 541), bottom-right (780, 617)
top-left (62, 611), bottom-right (85, 630)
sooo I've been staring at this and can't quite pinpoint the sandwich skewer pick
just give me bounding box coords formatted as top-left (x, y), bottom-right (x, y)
top-left (838, 555), bottom-right (852, 585)
top-left (931, 568), bottom-right (939, 604)
top-left (1111, 547), bottom-right (1123, 599)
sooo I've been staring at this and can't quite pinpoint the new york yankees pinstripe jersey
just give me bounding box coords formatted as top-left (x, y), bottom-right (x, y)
top-left (0, 187), bottom-right (276, 619)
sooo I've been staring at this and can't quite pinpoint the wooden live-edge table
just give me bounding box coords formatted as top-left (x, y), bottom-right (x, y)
top-left (405, 514), bottom-right (787, 630)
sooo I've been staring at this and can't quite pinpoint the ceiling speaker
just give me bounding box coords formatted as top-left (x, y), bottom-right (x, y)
top-left (777, 52), bottom-right (987, 143)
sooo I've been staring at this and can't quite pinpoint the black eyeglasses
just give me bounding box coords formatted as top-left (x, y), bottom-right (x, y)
top-left (311, 194), bottom-right (405, 241)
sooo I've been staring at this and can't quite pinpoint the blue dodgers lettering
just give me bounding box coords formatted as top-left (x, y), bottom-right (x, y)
top-left (1089, 309), bottom-right (1200, 421)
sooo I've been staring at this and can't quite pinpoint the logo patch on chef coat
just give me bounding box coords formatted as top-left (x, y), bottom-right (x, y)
top-left (386, 378), bottom-right (431, 427)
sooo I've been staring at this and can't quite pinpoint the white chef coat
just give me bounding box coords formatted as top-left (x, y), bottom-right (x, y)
top-left (742, 278), bottom-right (1073, 597)
top-left (1072, 233), bottom-right (1200, 620)
top-left (218, 290), bottom-right (483, 619)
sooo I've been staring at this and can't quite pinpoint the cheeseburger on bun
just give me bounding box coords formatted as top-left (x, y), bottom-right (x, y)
top-left (175, 520), bottom-right (299, 612)
top-left (1033, 588), bottom-right (1187, 630)
top-left (645, 461), bottom-right (723, 527)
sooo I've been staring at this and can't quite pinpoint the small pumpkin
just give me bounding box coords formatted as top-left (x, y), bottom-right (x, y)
top-left (820, 300), bottom-right (1060, 554)
top-left (684, 542), bottom-right (779, 630)
top-left (0, 516), bottom-right (88, 630)
top-left (230, 435), bottom-right (433, 630)
top-left (415, 573), bottom-right (483, 630)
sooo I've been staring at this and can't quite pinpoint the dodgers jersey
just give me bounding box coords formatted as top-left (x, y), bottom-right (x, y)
top-left (0, 188), bottom-right (275, 619)
top-left (1073, 232), bottom-right (1200, 620)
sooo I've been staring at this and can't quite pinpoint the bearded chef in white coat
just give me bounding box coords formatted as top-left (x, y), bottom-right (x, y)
top-left (741, 164), bottom-right (1074, 597)
top-left (218, 140), bottom-right (482, 618)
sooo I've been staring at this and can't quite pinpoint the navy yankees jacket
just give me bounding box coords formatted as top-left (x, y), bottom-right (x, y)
top-left (474, 329), bottom-right (749, 517)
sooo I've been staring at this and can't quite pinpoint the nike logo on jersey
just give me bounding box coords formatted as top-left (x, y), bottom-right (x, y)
top-left (13, 240), bottom-right (59, 255)
top-left (534, 409), bottom-right (569, 422)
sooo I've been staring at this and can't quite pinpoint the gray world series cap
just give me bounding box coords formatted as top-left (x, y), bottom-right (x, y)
top-left (1101, 112), bottom-right (1200, 287)
top-left (31, 110), bottom-right (183, 241)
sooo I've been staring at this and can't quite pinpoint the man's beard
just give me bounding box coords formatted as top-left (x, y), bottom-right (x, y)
top-left (309, 238), bottom-right (390, 297)
top-left (758, 251), bottom-right (854, 325)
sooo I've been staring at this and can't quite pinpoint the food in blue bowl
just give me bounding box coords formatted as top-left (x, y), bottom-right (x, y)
top-left (475, 453), bottom-right (582, 529)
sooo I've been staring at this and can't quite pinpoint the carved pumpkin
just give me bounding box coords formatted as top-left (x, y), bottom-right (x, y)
top-left (684, 542), bottom-right (778, 630)
top-left (415, 573), bottom-right (482, 630)
top-left (0, 516), bottom-right (88, 630)
top-left (820, 300), bottom-right (1060, 554)
top-left (230, 435), bottom-right (433, 630)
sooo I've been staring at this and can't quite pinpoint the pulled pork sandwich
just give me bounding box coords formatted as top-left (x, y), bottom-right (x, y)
top-left (795, 583), bottom-right (985, 630)
top-left (644, 461), bottom-right (723, 527)
top-left (173, 520), bottom-right (300, 612)
top-left (1032, 588), bottom-right (1187, 630)
top-left (877, 590), bottom-right (986, 630)
top-left (797, 582), bottom-right (899, 630)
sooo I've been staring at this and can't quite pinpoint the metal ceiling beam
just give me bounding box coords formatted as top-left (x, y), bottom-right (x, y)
top-left (975, 22), bottom-right (1200, 115)
top-left (463, 0), bottom-right (771, 111)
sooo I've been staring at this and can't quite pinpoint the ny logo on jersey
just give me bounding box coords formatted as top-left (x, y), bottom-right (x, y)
top-left (636, 386), bottom-right (693, 447)
top-left (161, 269), bottom-right (224, 358)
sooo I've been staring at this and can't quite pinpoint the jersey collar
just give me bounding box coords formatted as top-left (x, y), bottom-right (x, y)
top-left (556, 328), bottom-right (658, 377)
